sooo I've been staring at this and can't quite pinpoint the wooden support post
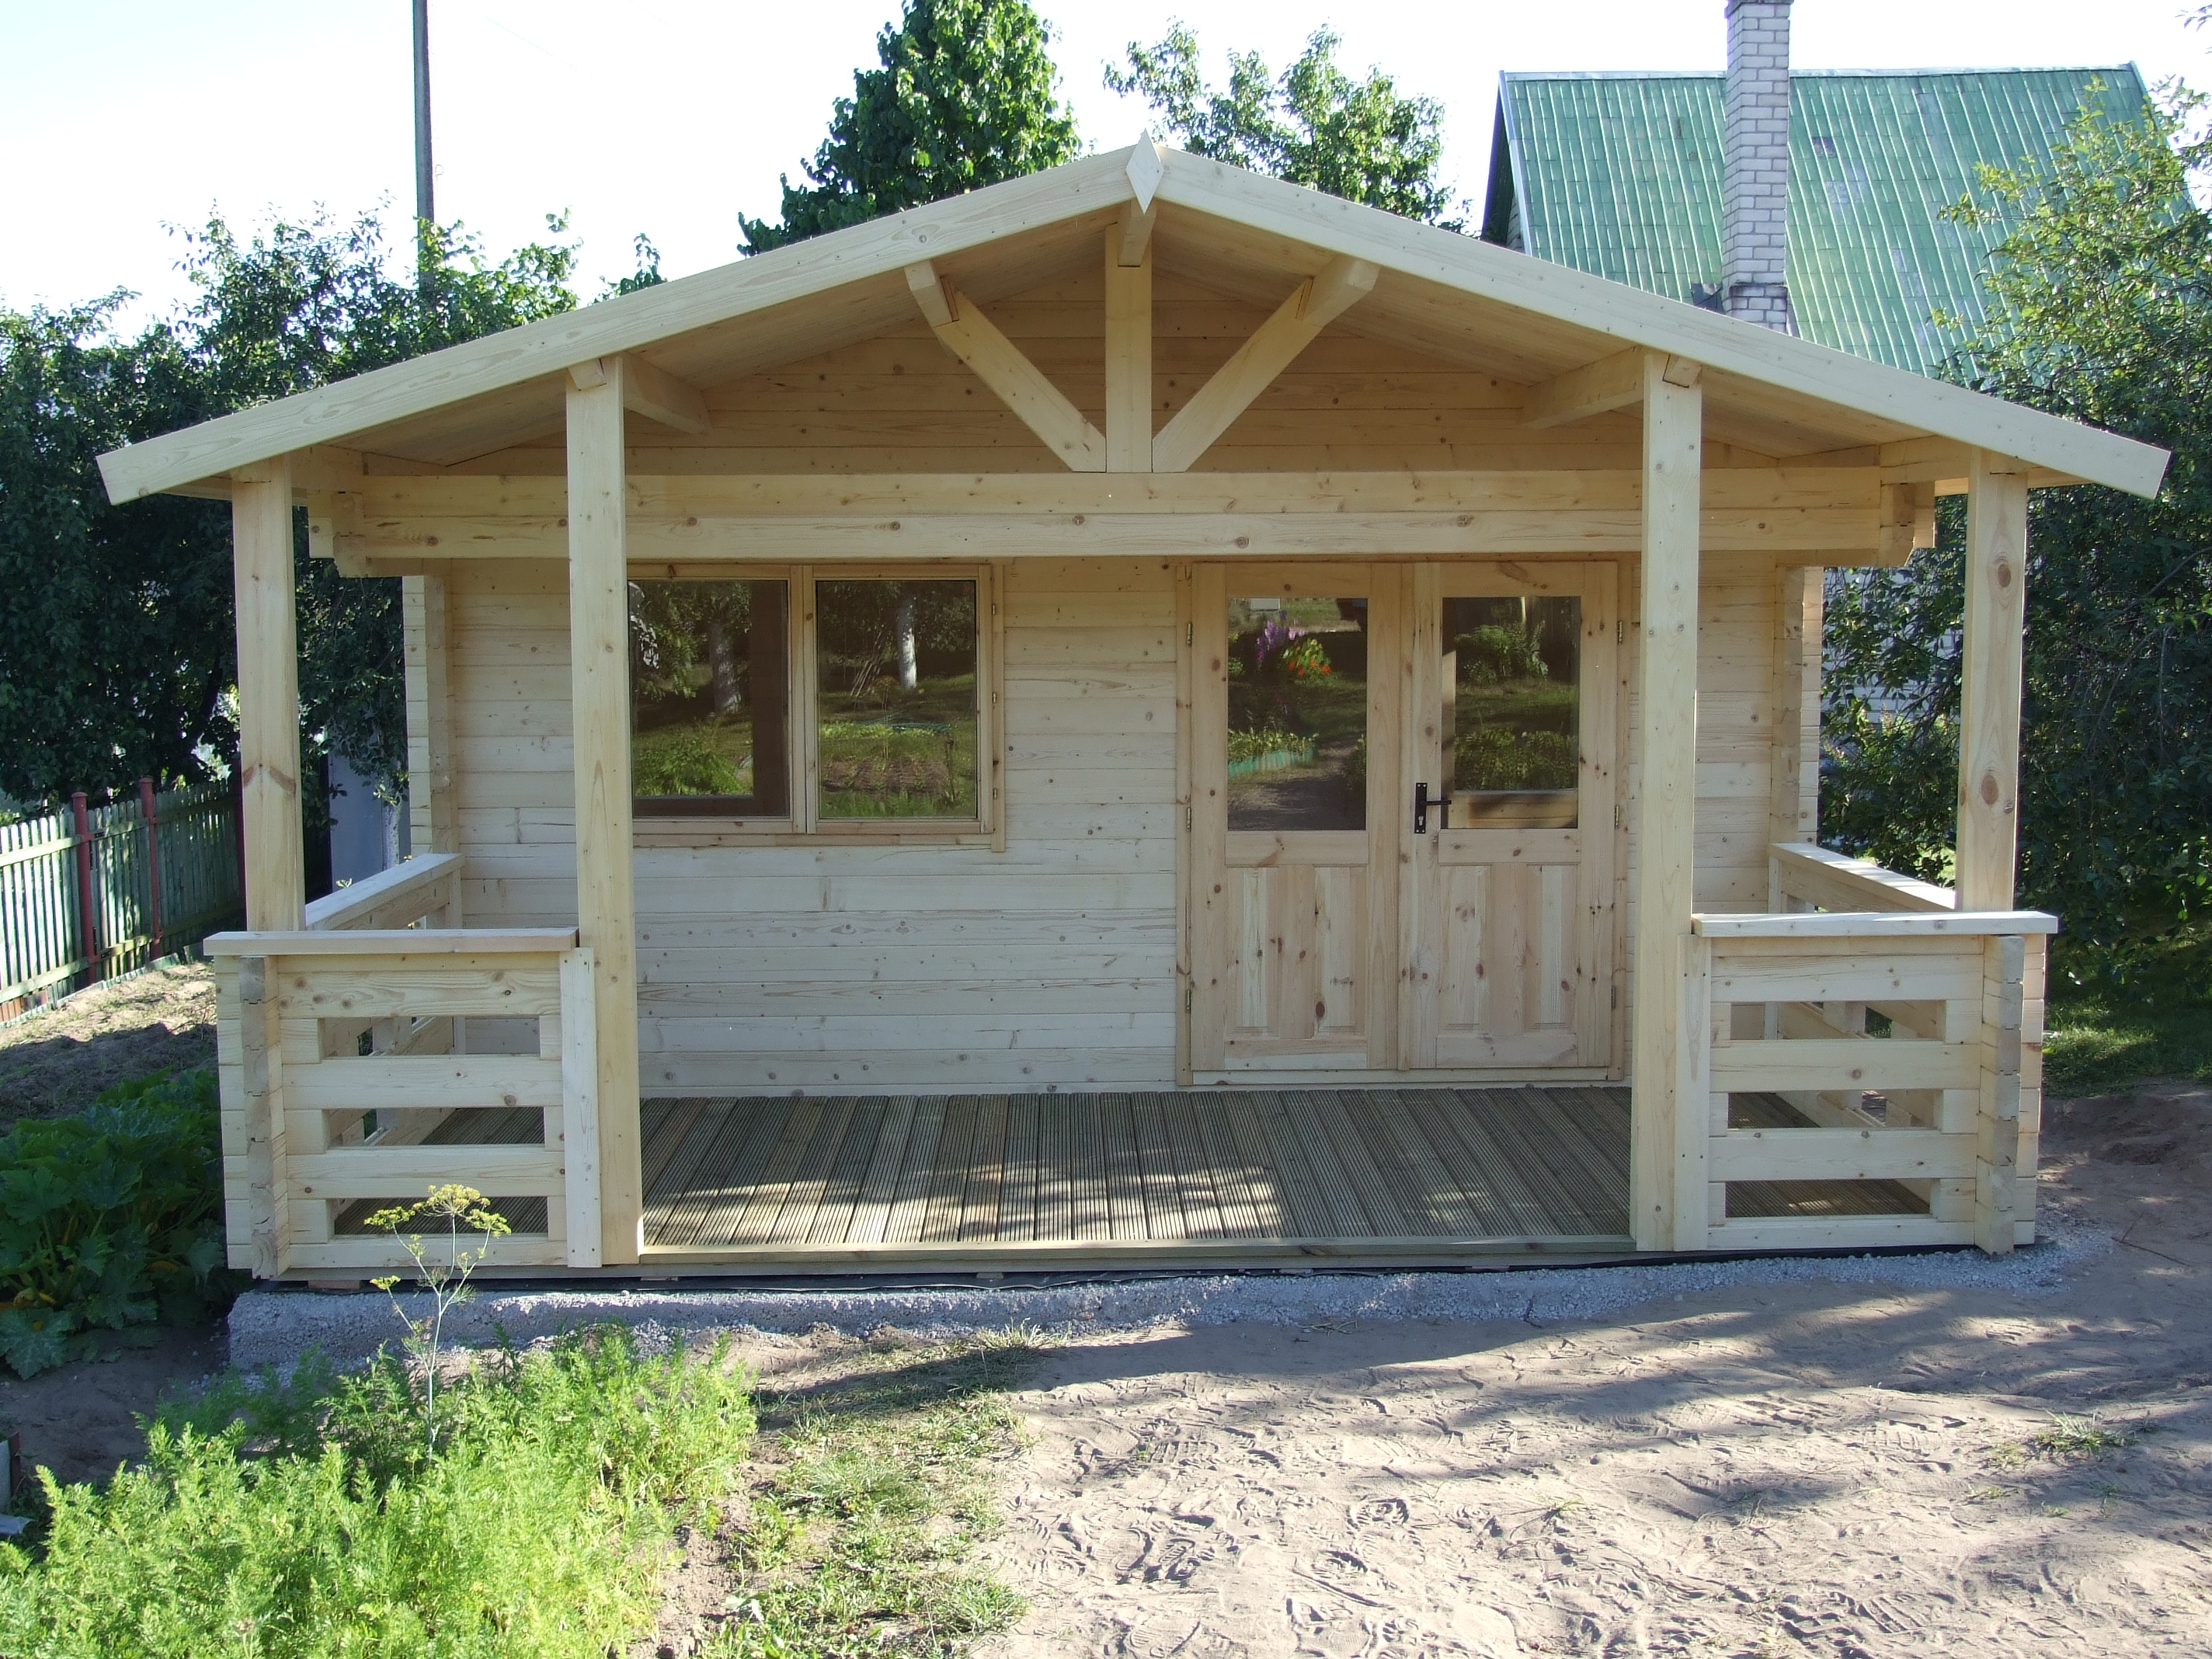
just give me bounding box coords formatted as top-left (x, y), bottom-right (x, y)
top-left (1104, 228), bottom-right (1153, 472)
top-left (566, 361), bottom-right (644, 1264)
top-left (558, 947), bottom-right (603, 1268)
top-left (238, 955), bottom-right (287, 1278)
top-left (1629, 353), bottom-right (1703, 1251)
top-left (402, 572), bottom-right (456, 857)
top-left (232, 460), bottom-right (304, 931)
top-left (1975, 932), bottom-right (2026, 1254)
top-left (1767, 565), bottom-right (1822, 885)
top-left (1957, 453), bottom-right (2028, 911)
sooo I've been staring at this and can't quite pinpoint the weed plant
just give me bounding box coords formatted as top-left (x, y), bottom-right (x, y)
top-left (0, 1327), bottom-right (755, 1658)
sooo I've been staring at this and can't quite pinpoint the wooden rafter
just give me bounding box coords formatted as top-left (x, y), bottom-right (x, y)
top-left (1522, 347), bottom-right (1700, 429)
top-left (570, 353), bottom-right (712, 436)
top-left (904, 259), bottom-right (1108, 471)
top-left (1150, 255), bottom-right (1379, 474)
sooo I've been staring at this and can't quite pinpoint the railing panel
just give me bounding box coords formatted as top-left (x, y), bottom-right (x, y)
top-left (1686, 894), bottom-right (2051, 1257)
top-left (207, 924), bottom-right (596, 1277)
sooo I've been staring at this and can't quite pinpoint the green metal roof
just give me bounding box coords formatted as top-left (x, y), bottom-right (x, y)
top-left (1481, 67), bottom-right (2151, 374)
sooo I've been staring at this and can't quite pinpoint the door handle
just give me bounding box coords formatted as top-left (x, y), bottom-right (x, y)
top-left (1414, 781), bottom-right (1430, 836)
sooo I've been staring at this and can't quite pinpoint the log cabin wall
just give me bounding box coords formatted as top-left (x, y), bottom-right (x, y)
top-left (420, 264), bottom-right (1812, 1093)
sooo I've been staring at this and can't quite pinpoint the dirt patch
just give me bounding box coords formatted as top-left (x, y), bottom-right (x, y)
top-left (980, 1090), bottom-right (2212, 1657)
top-left (0, 1324), bottom-right (228, 1493)
top-left (0, 962), bottom-right (215, 1128)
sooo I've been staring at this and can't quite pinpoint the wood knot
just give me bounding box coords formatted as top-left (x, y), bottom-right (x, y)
top-left (1980, 773), bottom-right (2001, 806)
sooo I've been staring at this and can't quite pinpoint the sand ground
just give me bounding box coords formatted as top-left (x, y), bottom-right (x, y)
top-left (979, 1087), bottom-right (2212, 1657)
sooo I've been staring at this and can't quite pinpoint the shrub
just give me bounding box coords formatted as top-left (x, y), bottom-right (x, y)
top-left (1455, 728), bottom-right (1576, 791)
top-left (1456, 627), bottom-right (1546, 687)
top-left (0, 1068), bottom-right (233, 1379)
top-left (0, 1327), bottom-right (755, 1659)
top-left (633, 725), bottom-right (743, 795)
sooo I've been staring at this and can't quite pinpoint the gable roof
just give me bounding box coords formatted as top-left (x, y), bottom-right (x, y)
top-left (97, 141), bottom-right (2169, 504)
top-left (1481, 65), bottom-right (2151, 374)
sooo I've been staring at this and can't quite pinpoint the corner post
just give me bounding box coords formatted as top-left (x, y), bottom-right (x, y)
top-left (1629, 353), bottom-right (1704, 1250)
top-left (566, 358), bottom-right (644, 1264)
top-left (403, 572), bottom-right (456, 857)
top-left (231, 458), bottom-right (304, 931)
top-left (1957, 452), bottom-right (2028, 910)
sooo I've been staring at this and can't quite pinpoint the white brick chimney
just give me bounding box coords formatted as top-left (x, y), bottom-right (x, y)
top-left (1722, 0), bottom-right (1795, 332)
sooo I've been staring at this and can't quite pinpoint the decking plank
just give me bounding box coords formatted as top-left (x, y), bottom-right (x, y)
top-left (1129, 1092), bottom-right (1187, 1240)
top-left (709, 1101), bottom-right (825, 1248)
top-left (998, 1094), bottom-right (1039, 1243)
top-left (883, 1099), bottom-right (948, 1244)
top-left (1163, 1095), bottom-right (1232, 1241)
top-left (846, 1097), bottom-right (918, 1245)
top-left (639, 1097), bottom-right (707, 1197)
top-left (806, 1098), bottom-right (887, 1243)
top-left (1188, 1096), bottom-right (1264, 1239)
top-left (651, 1102), bottom-right (789, 1249)
top-left (1366, 1090), bottom-right (1487, 1235)
top-left (1103, 1093), bottom-right (1150, 1241)
top-left (1400, 1090), bottom-right (1560, 1236)
top-left (918, 1097), bottom-right (979, 1243)
top-left (960, 1095), bottom-right (1010, 1243)
top-left (1036, 1096), bottom-right (1073, 1242)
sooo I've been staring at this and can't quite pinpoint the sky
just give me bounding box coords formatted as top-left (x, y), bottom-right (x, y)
top-left (4, 0), bottom-right (2208, 333)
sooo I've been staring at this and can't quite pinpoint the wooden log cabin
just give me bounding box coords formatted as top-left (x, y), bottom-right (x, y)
top-left (97, 142), bottom-right (2167, 1279)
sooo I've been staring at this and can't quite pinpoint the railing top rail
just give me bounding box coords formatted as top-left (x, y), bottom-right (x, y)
top-left (204, 926), bottom-right (576, 957)
top-left (1693, 909), bottom-right (2057, 939)
top-left (303, 851), bottom-right (464, 931)
top-left (1769, 841), bottom-right (1956, 913)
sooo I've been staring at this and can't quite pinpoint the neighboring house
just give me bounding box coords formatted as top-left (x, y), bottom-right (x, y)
top-left (1481, 64), bottom-right (2150, 374)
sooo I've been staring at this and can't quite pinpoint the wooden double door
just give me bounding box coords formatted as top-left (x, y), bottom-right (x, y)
top-left (1189, 561), bottom-right (1620, 1080)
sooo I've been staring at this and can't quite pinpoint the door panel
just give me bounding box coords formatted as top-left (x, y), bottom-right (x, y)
top-left (1403, 562), bottom-right (1619, 1072)
top-left (1191, 564), bottom-right (1400, 1073)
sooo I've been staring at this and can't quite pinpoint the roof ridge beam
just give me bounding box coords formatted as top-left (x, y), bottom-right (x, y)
top-left (904, 261), bottom-right (1108, 471)
top-left (1150, 255), bottom-right (1379, 474)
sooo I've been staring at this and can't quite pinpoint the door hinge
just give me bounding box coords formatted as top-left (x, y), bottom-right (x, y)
top-left (1611, 985), bottom-right (1619, 1009)
top-left (1186, 622), bottom-right (1194, 646)
top-left (1617, 620), bottom-right (1625, 645)
top-left (1184, 803), bottom-right (1192, 831)
top-left (1185, 986), bottom-right (1193, 1014)
top-left (1613, 803), bottom-right (1622, 830)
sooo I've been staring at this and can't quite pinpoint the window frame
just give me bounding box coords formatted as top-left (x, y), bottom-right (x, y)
top-left (628, 560), bottom-right (1003, 848)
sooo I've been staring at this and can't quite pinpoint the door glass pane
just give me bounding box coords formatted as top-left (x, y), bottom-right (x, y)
top-left (1226, 595), bottom-right (1368, 831)
top-left (1442, 595), bottom-right (1580, 828)
top-left (631, 579), bottom-right (790, 816)
top-left (816, 578), bottom-right (979, 819)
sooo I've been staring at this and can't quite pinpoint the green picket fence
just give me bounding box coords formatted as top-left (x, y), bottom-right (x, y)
top-left (0, 781), bottom-right (242, 1020)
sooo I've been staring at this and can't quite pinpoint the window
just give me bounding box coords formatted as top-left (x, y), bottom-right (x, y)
top-left (629, 566), bottom-right (997, 840)
top-left (1439, 594), bottom-right (1581, 828)
top-left (1224, 593), bottom-right (1369, 833)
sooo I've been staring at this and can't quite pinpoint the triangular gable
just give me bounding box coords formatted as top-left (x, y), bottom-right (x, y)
top-left (98, 142), bottom-right (2167, 503)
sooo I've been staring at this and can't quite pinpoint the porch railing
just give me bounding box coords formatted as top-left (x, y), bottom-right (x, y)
top-left (1678, 843), bottom-right (2051, 1254)
top-left (207, 852), bottom-right (603, 1276)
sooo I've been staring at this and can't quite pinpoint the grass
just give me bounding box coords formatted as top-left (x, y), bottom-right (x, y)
top-left (2043, 927), bottom-right (2212, 1096)
top-left (708, 1329), bottom-right (1041, 1657)
top-left (0, 1325), bottom-right (1040, 1659)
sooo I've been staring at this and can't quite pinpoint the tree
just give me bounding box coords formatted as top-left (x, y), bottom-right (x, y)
top-left (739, 0), bottom-right (1080, 253)
top-left (0, 211), bottom-right (584, 809)
top-left (1108, 25), bottom-right (1460, 226)
top-left (1823, 90), bottom-right (2212, 941)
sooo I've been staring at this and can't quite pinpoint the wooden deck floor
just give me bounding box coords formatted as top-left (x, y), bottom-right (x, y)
top-left (336, 1086), bottom-right (1925, 1265)
top-left (634, 1087), bottom-right (1638, 1262)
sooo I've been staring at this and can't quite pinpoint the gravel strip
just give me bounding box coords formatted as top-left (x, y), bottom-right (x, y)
top-left (227, 1216), bottom-right (2109, 1373)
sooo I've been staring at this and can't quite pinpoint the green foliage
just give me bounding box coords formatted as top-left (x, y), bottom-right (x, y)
top-left (1226, 723), bottom-right (1309, 763)
top-left (0, 1327), bottom-right (756, 1658)
top-left (1824, 92), bottom-right (2212, 937)
top-left (2041, 923), bottom-right (2212, 1093)
top-left (741, 0), bottom-right (1081, 252)
top-left (1108, 25), bottom-right (1459, 225)
top-left (0, 304), bottom-right (234, 802)
top-left (709, 1332), bottom-right (1035, 1656)
top-left (1454, 729), bottom-right (1576, 792)
top-left (635, 726), bottom-right (748, 797)
top-left (0, 212), bottom-right (582, 807)
top-left (1456, 627), bottom-right (1546, 687)
top-left (0, 1069), bottom-right (231, 1379)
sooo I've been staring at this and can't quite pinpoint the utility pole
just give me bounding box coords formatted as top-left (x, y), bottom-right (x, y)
top-left (412, 0), bottom-right (434, 293)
